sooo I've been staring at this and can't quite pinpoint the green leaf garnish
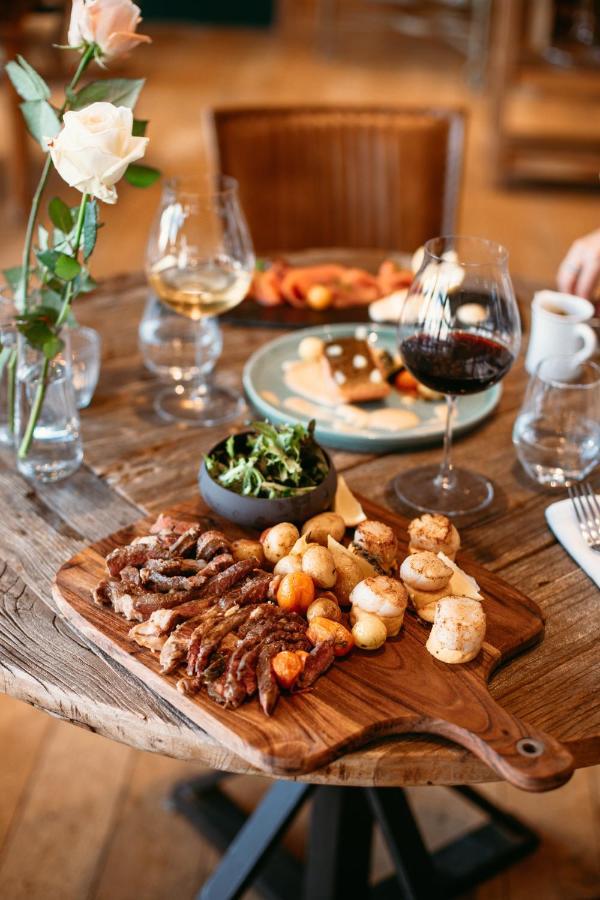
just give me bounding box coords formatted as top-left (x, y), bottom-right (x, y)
top-left (205, 421), bottom-right (329, 500)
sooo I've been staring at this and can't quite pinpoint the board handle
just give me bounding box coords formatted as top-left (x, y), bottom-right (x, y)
top-left (424, 701), bottom-right (574, 792)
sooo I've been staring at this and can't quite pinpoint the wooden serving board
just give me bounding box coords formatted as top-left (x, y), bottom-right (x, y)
top-left (52, 496), bottom-right (574, 792)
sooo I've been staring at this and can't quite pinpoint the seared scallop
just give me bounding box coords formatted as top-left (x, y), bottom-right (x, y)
top-left (408, 513), bottom-right (460, 560)
top-left (400, 551), bottom-right (453, 593)
top-left (353, 520), bottom-right (398, 572)
top-left (426, 595), bottom-right (486, 664)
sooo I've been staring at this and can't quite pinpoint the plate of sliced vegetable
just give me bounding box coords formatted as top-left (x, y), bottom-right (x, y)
top-left (243, 324), bottom-right (502, 453)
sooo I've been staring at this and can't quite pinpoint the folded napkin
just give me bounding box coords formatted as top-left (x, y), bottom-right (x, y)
top-left (545, 495), bottom-right (600, 589)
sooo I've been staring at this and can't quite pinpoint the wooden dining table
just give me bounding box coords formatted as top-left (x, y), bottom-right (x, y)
top-left (0, 262), bottom-right (598, 898)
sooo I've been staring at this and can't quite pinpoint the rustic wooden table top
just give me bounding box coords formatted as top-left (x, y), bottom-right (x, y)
top-left (0, 267), bottom-right (598, 789)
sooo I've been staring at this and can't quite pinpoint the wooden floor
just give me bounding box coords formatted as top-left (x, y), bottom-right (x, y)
top-left (1, 8), bottom-right (600, 899)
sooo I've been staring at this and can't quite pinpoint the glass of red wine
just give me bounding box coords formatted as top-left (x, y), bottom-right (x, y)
top-left (396, 235), bottom-right (521, 516)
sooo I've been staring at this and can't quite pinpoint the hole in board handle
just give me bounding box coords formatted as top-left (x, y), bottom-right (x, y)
top-left (516, 738), bottom-right (544, 758)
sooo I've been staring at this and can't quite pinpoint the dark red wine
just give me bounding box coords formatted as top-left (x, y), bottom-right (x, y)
top-left (400, 331), bottom-right (514, 395)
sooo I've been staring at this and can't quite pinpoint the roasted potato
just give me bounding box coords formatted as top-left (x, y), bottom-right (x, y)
top-left (302, 545), bottom-right (336, 588)
top-left (274, 554), bottom-right (303, 576)
top-left (230, 538), bottom-right (264, 565)
top-left (301, 512), bottom-right (346, 546)
top-left (351, 612), bottom-right (387, 650)
top-left (261, 522), bottom-right (300, 565)
top-left (327, 536), bottom-right (365, 605)
top-left (306, 596), bottom-right (342, 623)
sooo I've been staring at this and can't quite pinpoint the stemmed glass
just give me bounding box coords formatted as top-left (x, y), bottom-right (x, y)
top-left (145, 175), bottom-right (254, 426)
top-left (396, 236), bottom-right (521, 516)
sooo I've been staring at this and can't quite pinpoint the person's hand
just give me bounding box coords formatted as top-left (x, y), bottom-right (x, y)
top-left (557, 228), bottom-right (600, 298)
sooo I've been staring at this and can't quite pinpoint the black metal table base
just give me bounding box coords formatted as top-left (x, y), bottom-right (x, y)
top-left (170, 774), bottom-right (538, 900)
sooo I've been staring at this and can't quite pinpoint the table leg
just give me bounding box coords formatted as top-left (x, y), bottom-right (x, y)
top-left (367, 788), bottom-right (440, 900)
top-left (172, 778), bottom-right (538, 900)
top-left (303, 786), bottom-right (373, 900)
top-left (179, 778), bottom-right (312, 900)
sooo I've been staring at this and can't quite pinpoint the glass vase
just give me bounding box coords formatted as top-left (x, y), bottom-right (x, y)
top-left (0, 294), bottom-right (17, 447)
top-left (15, 331), bottom-right (83, 482)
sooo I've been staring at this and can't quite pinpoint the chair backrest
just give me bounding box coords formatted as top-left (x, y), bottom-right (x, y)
top-left (207, 105), bottom-right (465, 254)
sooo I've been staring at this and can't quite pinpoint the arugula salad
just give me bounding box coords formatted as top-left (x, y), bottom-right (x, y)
top-left (205, 421), bottom-right (329, 499)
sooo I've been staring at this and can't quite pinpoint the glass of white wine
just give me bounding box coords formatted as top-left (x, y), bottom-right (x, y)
top-left (145, 175), bottom-right (255, 426)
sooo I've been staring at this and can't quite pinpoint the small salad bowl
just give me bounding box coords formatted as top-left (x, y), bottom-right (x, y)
top-left (199, 430), bottom-right (338, 531)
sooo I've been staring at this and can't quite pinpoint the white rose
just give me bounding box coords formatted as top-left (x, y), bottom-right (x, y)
top-left (46, 102), bottom-right (148, 204)
top-left (68, 0), bottom-right (151, 60)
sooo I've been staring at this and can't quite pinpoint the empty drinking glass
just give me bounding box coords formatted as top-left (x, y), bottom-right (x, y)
top-left (138, 293), bottom-right (222, 383)
top-left (70, 326), bottom-right (101, 409)
top-left (513, 356), bottom-right (600, 487)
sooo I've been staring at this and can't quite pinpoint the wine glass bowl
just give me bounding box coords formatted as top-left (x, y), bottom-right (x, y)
top-left (145, 175), bottom-right (254, 425)
top-left (395, 236), bottom-right (521, 516)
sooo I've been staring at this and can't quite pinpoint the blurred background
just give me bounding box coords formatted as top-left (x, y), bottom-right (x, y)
top-left (3, 0), bottom-right (600, 285)
top-left (1, 2), bottom-right (600, 899)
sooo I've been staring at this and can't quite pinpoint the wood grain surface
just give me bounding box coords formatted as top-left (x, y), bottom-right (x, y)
top-left (0, 259), bottom-right (598, 791)
top-left (53, 496), bottom-right (573, 791)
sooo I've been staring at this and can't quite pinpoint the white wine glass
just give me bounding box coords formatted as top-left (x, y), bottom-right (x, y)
top-left (145, 175), bottom-right (254, 426)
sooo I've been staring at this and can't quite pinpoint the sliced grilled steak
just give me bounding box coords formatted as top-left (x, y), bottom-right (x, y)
top-left (142, 557), bottom-right (207, 576)
top-left (199, 557), bottom-right (257, 600)
top-left (225, 628), bottom-right (310, 708)
top-left (256, 642), bottom-right (290, 716)
top-left (189, 606), bottom-right (260, 675)
top-left (120, 566), bottom-right (142, 588)
top-left (106, 538), bottom-right (169, 577)
top-left (133, 587), bottom-right (210, 621)
top-left (159, 611), bottom-right (216, 673)
top-left (196, 530), bottom-right (230, 561)
top-left (139, 569), bottom-right (207, 594)
top-left (293, 641), bottom-right (335, 691)
top-left (176, 675), bottom-right (202, 696)
top-left (150, 514), bottom-right (197, 536)
top-left (167, 525), bottom-right (203, 558)
top-left (93, 579), bottom-right (111, 605)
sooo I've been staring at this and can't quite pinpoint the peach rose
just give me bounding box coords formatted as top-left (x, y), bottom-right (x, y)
top-left (47, 102), bottom-right (148, 204)
top-left (68, 0), bottom-right (151, 60)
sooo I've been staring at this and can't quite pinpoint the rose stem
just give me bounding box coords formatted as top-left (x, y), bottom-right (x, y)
top-left (18, 194), bottom-right (88, 459)
top-left (10, 43), bottom-right (95, 437)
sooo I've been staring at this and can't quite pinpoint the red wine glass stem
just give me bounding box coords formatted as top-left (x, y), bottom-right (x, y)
top-left (434, 394), bottom-right (457, 492)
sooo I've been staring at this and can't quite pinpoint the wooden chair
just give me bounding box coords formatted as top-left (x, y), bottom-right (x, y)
top-left (206, 105), bottom-right (465, 255)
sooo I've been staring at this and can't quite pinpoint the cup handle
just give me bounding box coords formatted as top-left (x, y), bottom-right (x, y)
top-left (574, 323), bottom-right (597, 366)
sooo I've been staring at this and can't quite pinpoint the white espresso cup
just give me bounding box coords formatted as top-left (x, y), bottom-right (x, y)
top-left (525, 290), bottom-right (597, 375)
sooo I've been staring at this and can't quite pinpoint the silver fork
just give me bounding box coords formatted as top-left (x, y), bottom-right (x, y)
top-left (568, 481), bottom-right (600, 552)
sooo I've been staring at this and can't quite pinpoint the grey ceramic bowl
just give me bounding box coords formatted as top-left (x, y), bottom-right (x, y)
top-left (199, 434), bottom-right (337, 531)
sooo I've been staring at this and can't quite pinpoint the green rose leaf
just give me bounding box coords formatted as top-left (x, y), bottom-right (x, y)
top-left (15, 307), bottom-right (64, 361)
top-left (20, 100), bottom-right (60, 147)
top-left (36, 249), bottom-right (60, 273)
top-left (48, 197), bottom-right (73, 233)
top-left (55, 254), bottom-right (81, 281)
top-left (83, 199), bottom-right (98, 261)
top-left (5, 56), bottom-right (50, 102)
top-left (74, 270), bottom-right (98, 294)
top-left (3, 266), bottom-right (24, 292)
top-left (68, 77), bottom-right (145, 110)
top-left (132, 119), bottom-right (148, 136)
top-left (124, 164), bottom-right (161, 188)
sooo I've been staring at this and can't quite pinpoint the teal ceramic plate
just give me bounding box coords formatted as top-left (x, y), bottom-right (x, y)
top-left (243, 324), bottom-right (502, 453)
